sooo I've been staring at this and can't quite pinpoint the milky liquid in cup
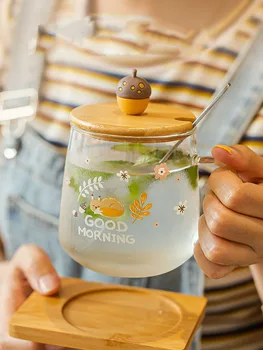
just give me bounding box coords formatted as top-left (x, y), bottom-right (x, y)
top-left (59, 142), bottom-right (199, 278)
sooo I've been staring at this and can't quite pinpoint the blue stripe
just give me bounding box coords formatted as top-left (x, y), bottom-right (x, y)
top-left (214, 47), bottom-right (238, 58)
top-left (40, 97), bottom-right (78, 109)
top-left (38, 27), bottom-right (56, 37)
top-left (199, 169), bottom-right (211, 176)
top-left (242, 136), bottom-right (263, 141)
top-left (249, 16), bottom-right (262, 25)
top-left (53, 63), bottom-right (216, 94)
top-left (35, 130), bottom-right (68, 148)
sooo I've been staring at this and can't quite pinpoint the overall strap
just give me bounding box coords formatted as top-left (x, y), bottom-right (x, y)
top-left (0, 0), bottom-right (90, 159)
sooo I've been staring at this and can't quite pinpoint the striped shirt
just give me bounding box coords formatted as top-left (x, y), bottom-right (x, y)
top-left (8, 0), bottom-right (263, 348)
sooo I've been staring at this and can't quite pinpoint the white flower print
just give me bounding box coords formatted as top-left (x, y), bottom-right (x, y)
top-left (117, 170), bottom-right (130, 182)
top-left (72, 210), bottom-right (78, 217)
top-left (174, 200), bottom-right (188, 215)
top-left (158, 168), bottom-right (165, 176)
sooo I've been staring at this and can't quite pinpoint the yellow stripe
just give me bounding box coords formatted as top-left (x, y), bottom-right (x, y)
top-left (48, 64), bottom-right (119, 84)
top-left (44, 76), bottom-right (213, 100)
top-left (202, 327), bottom-right (263, 343)
top-left (179, 62), bottom-right (226, 76)
top-left (235, 31), bottom-right (251, 41)
top-left (48, 58), bottom-right (226, 79)
top-left (39, 33), bottom-right (55, 42)
top-left (46, 65), bottom-right (213, 99)
top-left (151, 84), bottom-right (213, 98)
top-left (43, 79), bottom-right (115, 99)
top-left (205, 280), bottom-right (255, 297)
top-left (40, 100), bottom-right (72, 113)
top-left (208, 50), bottom-right (236, 62)
top-left (241, 141), bottom-right (263, 148)
top-left (36, 113), bottom-right (70, 129)
top-left (246, 18), bottom-right (262, 28)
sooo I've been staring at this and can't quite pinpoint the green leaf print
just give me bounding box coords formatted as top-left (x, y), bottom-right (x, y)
top-left (111, 143), bottom-right (153, 155)
top-left (72, 166), bottom-right (113, 181)
top-left (69, 176), bottom-right (79, 194)
top-left (134, 149), bottom-right (190, 168)
top-left (128, 175), bottom-right (153, 202)
top-left (100, 160), bottom-right (135, 172)
top-left (184, 166), bottom-right (198, 190)
top-left (68, 163), bottom-right (114, 194)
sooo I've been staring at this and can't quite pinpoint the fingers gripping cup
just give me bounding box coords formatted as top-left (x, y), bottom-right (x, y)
top-left (59, 70), bottom-right (200, 278)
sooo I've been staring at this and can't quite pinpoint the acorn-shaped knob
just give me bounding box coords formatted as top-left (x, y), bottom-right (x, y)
top-left (116, 69), bottom-right (152, 115)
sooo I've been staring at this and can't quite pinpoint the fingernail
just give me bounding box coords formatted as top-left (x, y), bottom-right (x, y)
top-left (214, 145), bottom-right (232, 154)
top-left (39, 274), bottom-right (59, 294)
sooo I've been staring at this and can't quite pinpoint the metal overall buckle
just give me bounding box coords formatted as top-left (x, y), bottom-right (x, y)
top-left (0, 88), bottom-right (38, 159)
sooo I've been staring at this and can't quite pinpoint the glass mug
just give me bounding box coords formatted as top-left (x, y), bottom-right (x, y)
top-left (59, 124), bottom-right (213, 278)
top-left (53, 15), bottom-right (215, 278)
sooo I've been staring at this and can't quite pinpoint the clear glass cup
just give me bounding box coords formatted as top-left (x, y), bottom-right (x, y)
top-left (59, 127), bottom-right (201, 278)
top-left (38, 15), bottom-right (215, 278)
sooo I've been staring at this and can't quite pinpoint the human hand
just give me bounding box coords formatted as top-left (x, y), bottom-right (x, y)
top-left (0, 244), bottom-right (69, 349)
top-left (195, 145), bottom-right (263, 279)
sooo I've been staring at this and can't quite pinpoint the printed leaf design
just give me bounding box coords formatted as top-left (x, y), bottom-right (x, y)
top-left (130, 204), bottom-right (140, 215)
top-left (134, 200), bottom-right (140, 209)
top-left (134, 149), bottom-right (190, 167)
top-left (185, 166), bottom-right (198, 190)
top-left (143, 203), bottom-right (152, 211)
top-left (140, 192), bottom-right (147, 205)
top-left (130, 192), bottom-right (152, 224)
top-left (78, 177), bottom-right (104, 201)
top-left (131, 214), bottom-right (143, 221)
top-left (111, 143), bottom-right (153, 155)
top-left (141, 212), bottom-right (150, 217)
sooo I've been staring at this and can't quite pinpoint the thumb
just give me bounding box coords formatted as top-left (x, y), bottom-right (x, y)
top-left (212, 144), bottom-right (263, 183)
top-left (12, 244), bottom-right (60, 296)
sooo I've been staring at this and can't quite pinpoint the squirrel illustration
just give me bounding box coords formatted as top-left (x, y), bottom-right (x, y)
top-left (90, 195), bottom-right (124, 218)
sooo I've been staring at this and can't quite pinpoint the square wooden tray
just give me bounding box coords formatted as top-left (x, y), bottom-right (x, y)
top-left (10, 278), bottom-right (207, 350)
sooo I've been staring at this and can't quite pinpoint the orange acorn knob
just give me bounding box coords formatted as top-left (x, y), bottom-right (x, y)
top-left (116, 69), bottom-right (152, 115)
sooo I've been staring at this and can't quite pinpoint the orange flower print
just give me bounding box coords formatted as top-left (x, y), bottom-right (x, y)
top-left (176, 177), bottom-right (180, 182)
top-left (154, 163), bottom-right (170, 180)
top-left (154, 222), bottom-right (159, 228)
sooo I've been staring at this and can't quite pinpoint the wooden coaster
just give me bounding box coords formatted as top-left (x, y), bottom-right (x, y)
top-left (71, 102), bottom-right (196, 142)
top-left (9, 278), bottom-right (207, 350)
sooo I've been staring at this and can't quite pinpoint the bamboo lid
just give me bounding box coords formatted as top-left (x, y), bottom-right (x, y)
top-left (70, 69), bottom-right (195, 142)
top-left (10, 278), bottom-right (207, 350)
top-left (71, 102), bottom-right (196, 142)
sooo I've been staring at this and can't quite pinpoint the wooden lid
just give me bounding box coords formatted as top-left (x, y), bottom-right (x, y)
top-left (71, 102), bottom-right (196, 142)
top-left (10, 278), bottom-right (207, 350)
